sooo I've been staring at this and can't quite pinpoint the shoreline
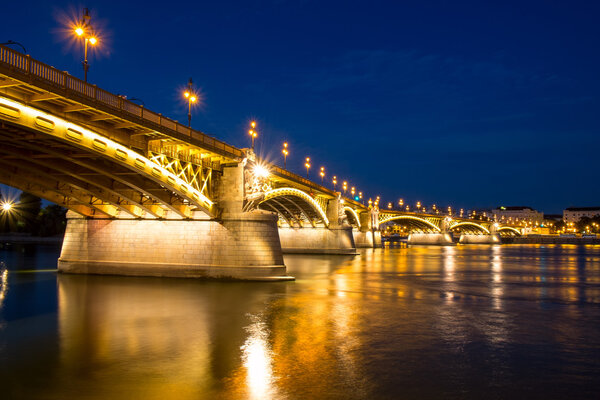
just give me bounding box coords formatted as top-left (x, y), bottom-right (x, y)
top-left (0, 235), bottom-right (64, 244)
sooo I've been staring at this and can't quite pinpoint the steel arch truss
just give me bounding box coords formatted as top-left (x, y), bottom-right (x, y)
top-left (378, 215), bottom-right (442, 233)
top-left (148, 151), bottom-right (214, 203)
top-left (0, 97), bottom-right (215, 219)
top-left (259, 187), bottom-right (329, 228)
top-left (343, 206), bottom-right (361, 229)
top-left (448, 221), bottom-right (490, 234)
top-left (497, 226), bottom-right (521, 236)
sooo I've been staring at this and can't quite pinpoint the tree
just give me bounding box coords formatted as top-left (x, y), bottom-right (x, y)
top-left (36, 205), bottom-right (67, 236)
top-left (17, 192), bottom-right (42, 234)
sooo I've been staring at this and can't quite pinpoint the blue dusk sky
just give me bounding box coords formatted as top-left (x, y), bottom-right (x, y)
top-left (1, 0), bottom-right (599, 213)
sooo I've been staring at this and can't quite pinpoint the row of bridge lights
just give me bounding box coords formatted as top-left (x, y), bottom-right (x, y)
top-left (61, 9), bottom-right (500, 218)
top-left (249, 123), bottom-right (470, 213)
top-left (247, 122), bottom-right (474, 216)
top-left (245, 121), bottom-right (365, 202)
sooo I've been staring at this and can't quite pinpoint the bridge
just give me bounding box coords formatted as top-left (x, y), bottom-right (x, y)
top-left (0, 45), bottom-right (521, 280)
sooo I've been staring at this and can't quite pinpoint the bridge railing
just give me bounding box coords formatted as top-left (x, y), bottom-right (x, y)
top-left (0, 45), bottom-right (243, 160)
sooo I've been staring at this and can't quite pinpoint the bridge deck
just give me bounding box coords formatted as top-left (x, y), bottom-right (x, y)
top-left (0, 45), bottom-right (243, 161)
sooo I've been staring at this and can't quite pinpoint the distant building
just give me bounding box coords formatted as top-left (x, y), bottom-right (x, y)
top-left (492, 206), bottom-right (544, 224)
top-left (563, 207), bottom-right (600, 223)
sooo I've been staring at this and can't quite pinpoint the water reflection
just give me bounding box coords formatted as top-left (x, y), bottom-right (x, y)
top-left (0, 265), bottom-right (7, 307)
top-left (0, 245), bottom-right (599, 399)
top-left (241, 316), bottom-right (277, 399)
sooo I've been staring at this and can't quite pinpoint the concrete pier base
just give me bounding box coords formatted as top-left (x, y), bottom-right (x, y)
top-left (373, 230), bottom-right (382, 247)
top-left (459, 234), bottom-right (501, 244)
top-left (58, 211), bottom-right (293, 281)
top-left (278, 226), bottom-right (357, 254)
top-left (353, 230), bottom-right (374, 248)
top-left (407, 233), bottom-right (455, 246)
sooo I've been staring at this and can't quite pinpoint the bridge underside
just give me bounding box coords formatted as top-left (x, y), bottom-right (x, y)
top-left (381, 218), bottom-right (441, 233)
top-left (259, 195), bottom-right (326, 228)
top-left (0, 119), bottom-right (204, 219)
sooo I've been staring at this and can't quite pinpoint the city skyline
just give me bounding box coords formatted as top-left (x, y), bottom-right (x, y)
top-left (2, 0), bottom-right (599, 213)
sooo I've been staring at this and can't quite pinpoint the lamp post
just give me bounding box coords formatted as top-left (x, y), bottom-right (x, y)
top-left (319, 167), bottom-right (325, 184)
top-left (0, 40), bottom-right (27, 53)
top-left (351, 187), bottom-right (355, 199)
top-left (305, 157), bottom-right (311, 177)
top-left (183, 78), bottom-right (197, 127)
top-left (282, 142), bottom-right (288, 168)
top-left (74, 8), bottom-right (98, 82)
top-left (342, 181), bottom-right (347, 195)
top-left (248, 121), bottom-right (257, 150)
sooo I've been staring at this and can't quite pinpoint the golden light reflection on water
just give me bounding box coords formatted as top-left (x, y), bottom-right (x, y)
top-left (241, 316), bottom-right (277, 400)
top-left (4, 245), bottom-right (598, 399)
top-left (0, 268), bottom-right (8, 307)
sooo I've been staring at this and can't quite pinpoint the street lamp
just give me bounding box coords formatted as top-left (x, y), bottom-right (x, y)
top-left (248, 121), bottom-right (257, 150)
top-left (351, 187), bottom-right (355, 198)
top-left (305, 157), bottom-right (311, 177)
top-left (282, 142), bottom-right (289, 168)
top-left (1, 201), bottom-right (12, 212)
top-left (0, 40), bottom-right (27, 53)
top-left (320, 167), bottom-right (325, 184)
top-left (183, 78), bottom-right (197, 127)
top-left (74, 8), bottom-right (98, 82)
top-left (332, 176), bottom-right (337, 191)
top-left (342, 181), bottom-right (347, 195)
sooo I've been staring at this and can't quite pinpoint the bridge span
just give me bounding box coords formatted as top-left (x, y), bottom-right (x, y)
top-left (0, 45), bottom-right (521, 279)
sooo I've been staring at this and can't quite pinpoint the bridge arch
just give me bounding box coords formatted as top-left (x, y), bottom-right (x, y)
top-left (379, 215), bottom-right (441, 233)
top-left (498, 226), bottom-right (521, 236)
top-left (343, 206), bottom-right (361, 229)
top-left (0, 97), bottom-right (214, 218)
top-left (449, 221), bottom-right (490, 234)
top-left (259, 187), bottom-right (329, 228)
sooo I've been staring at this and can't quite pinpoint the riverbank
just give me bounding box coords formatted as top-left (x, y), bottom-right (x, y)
top-left (0, 234), bottom-right (64, 244)
top-left (503, 235), bottom-right (600, 245)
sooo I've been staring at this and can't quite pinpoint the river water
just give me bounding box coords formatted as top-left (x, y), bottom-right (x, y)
top-left (0, 243), bottom-right (599, 399)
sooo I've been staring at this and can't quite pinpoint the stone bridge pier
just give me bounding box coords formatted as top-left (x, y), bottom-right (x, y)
top-left (353, 209), bottom-right (381, 248)
top-left (277, 196), bottom-right (357, 255)
top-left (58, 163), bottom-right (293, 281)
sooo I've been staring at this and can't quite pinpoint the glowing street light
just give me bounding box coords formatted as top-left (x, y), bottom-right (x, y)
top-left (320, 167), bottom-right (325, 184)
top-left (351, 187), bottom-right (355, 198)
top-left (183, 78), bottom-right (197, 127)
top-left (342, 181), bottom-right (347, 195)
top-left (73, 8), bottom-right (98, 82)
top-left (332, 176), bottom-right (337, 191)
top-left (248, 121), bottom-right (258, 150)
top-left (282, 142), bottom-right (289, 168)
top-left (388, 202), bottom-right (392, 209)
top-left (305, 157), bottom-right (311, 177)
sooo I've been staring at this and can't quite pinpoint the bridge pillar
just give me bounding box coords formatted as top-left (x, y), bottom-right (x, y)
top-left (277, 196), bottom-right (356, 255)
top-left (353, 210), bottom-right (381, 248)
top-left (58, 163), bottom-right (292, 281)
top-left (458, 234), bottom-right (501, 244)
